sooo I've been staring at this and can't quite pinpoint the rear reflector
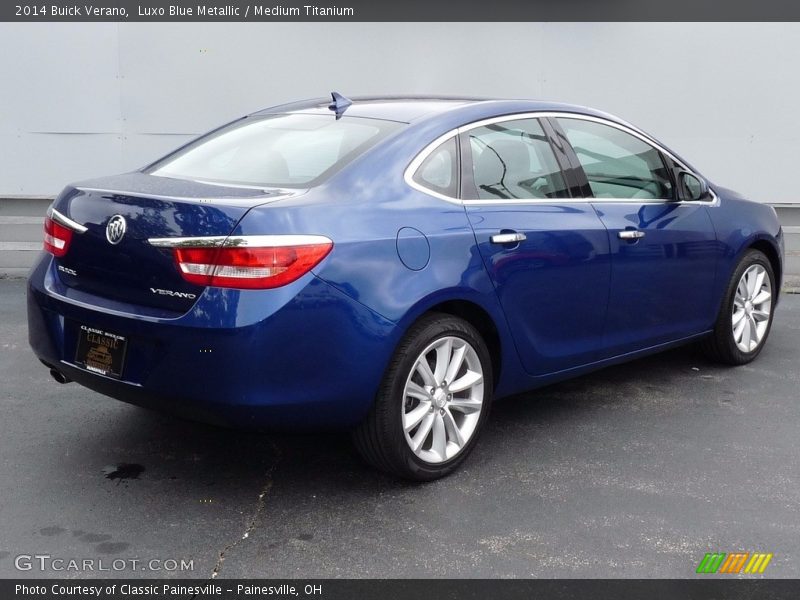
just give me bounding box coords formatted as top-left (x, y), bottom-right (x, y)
top-left (172, 237), bottom-right (333, 289)
top-left (43, 216), bottom-right (73, 257)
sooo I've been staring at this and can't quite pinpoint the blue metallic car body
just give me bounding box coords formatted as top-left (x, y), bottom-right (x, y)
top-left (27, 97), bottom-right (784, 430)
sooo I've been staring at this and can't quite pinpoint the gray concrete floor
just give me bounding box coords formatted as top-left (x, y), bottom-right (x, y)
top-left (1, 278), bottom-right (799, 579)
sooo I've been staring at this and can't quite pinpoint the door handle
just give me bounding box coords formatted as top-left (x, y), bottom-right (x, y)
top-left (490, 232), bottom-right (527, 244)
top-left (618, 230), bottom-right (645, 240)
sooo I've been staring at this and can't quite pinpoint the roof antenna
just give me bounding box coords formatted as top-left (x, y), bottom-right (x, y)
top-left (328, 91), bottom-right (352, 119)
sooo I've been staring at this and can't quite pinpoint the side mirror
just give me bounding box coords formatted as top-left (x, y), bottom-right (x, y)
top-left (679, 171), bottom-right (712, 202)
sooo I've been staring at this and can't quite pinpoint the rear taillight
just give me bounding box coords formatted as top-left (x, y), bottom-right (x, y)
top-left (171, 236), bottom-right (333, 289)
top-left (43, 216), bottom-right (73, 257)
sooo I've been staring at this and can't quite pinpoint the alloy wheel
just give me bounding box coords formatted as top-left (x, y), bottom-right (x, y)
top-left (401, 336), bottom-right (484, 464)
top-left (732, 264), bottom-right (772, 353)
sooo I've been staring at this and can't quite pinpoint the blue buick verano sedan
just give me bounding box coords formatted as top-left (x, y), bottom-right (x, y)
top-left (28, 94), bottom-right (783, 479)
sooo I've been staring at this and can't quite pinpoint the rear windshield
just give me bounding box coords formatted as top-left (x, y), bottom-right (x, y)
top-left (146, 113), bottom-right (403, 188)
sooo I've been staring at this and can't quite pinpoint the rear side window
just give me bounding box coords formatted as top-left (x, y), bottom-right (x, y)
top-left (465, 118), bottom-right (570, 200)
top-left (146, 114), bottom-right (403, 188)
top-left (412, 136), bottom-right (458, 198)
top-left (556, 118), bottom-right (673, 200)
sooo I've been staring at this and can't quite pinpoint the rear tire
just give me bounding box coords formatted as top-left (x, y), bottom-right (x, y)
top-left (353, 313), bottom-right (493, 481)
top-left (702, 249), bottom-right (776, 365)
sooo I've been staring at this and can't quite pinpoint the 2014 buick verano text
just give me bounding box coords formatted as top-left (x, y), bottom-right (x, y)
top-left (27, 95), bottom-right (784, 479)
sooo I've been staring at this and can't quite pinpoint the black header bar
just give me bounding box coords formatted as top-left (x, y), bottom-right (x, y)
top-left (4, 0), bottom-right (800, 22)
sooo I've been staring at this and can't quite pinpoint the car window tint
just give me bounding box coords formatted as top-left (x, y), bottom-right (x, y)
top-left (557, 118), bottom-right (673, 200)
top-left (147, 113), bottom-right (403, 188)
top-left (466, 118), bottom-right (569, 201)
top-left (412, 136), bottom-right (458, 197)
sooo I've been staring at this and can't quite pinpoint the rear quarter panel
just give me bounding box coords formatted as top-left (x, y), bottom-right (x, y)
top-left (235, 121), bottom-right (531, 398)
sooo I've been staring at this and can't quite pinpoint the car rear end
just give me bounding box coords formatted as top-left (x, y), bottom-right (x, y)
top-left (27, 110), bottom-right (404, 429)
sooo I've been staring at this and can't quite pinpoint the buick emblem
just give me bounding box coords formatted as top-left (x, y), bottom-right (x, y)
top-left (105, 215), bottom-right (127, 245)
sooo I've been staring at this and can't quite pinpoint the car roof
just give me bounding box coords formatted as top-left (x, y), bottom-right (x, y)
top-left (245, 95), bottom-right (700, 183)
top-left (250, 95), bottom-right (488, 122)
top-left (249, 95), bottom-right (607, 124)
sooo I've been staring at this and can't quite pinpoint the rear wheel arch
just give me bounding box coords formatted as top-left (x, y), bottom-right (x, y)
top-left (424, 300), bottom-right (502, 389)
top-left (391, 296), bottom-right (504, 392)
top-left (353, 310), bottom-right (495, 480)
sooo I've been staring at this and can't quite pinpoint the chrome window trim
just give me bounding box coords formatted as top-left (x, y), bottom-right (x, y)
top-left (148, 234), bottom-right (333, 248)
top-left (48, 208), bottom-right (88, 233)
top-left (404, 111), bottom-right (719, 207)
top-left (404, 130), bottom-right (462, 205)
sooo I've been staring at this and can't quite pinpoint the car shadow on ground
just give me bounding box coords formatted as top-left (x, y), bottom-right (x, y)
top-left (75, 342), bottom-right (718, 493)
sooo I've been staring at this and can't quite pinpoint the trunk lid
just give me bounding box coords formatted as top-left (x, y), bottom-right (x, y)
top-left (51, 172), bottom-right (293, 313)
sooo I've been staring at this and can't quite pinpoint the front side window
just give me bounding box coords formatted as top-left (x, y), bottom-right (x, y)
top-left (465, 118), bottom-right (570, 200)
top-left (556, 118), bottom-right (673, 200)
top-left (147, 113), bottom-right (403, 188)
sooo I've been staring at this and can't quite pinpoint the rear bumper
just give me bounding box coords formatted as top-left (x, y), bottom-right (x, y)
top-left (27, 255), bottom-right (397, 430)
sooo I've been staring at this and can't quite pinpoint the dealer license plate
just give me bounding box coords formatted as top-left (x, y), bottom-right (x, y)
top-left (74, 325), bottom-right (127, 379)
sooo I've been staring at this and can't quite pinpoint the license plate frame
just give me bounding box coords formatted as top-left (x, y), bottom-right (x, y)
top-left (74, 324), bottom-right (128, 379)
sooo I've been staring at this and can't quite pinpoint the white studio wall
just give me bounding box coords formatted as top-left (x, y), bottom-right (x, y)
top-left (0, 22), bottom-right (797, 201)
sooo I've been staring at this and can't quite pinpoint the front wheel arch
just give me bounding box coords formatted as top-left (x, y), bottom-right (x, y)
top-left (711, 236), bottom-right (782, 324)
top-left (702, 248), bottom-right (776, 365)
top-left (748, 238), bottom-right (782, 296)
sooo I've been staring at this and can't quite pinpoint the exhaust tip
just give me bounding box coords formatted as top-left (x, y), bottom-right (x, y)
top-left (49, 369), bottom-right (71, 384)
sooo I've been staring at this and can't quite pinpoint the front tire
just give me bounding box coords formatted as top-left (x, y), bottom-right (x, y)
top-left (353, 313), bottom-right (493, 481)
top-left (702, 249), bottom-right (776, 365)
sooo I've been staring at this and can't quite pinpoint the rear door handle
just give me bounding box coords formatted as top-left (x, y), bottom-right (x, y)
top-left (490, 232), bottom-right (527, 244)
top-left (618, 230), bottom-right (645, 240)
